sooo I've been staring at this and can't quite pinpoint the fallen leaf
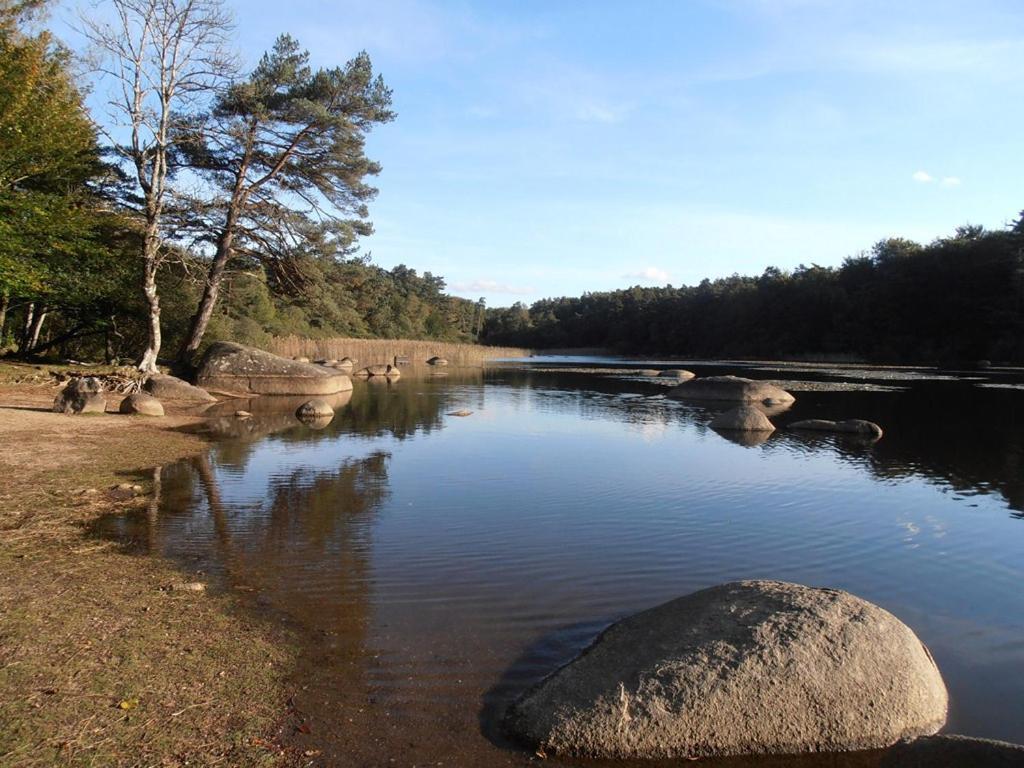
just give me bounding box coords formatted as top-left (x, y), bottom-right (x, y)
top-left (295, 722), bottom-right (311, 734)
top-left (117, 698), bottom-right (139, 711)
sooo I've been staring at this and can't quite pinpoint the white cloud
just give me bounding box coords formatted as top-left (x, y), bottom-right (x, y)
top-left (912, 170), bottom-right (934, 183)
top-left (940, 176), bottom-right (962, 188)
top-left (451, 279), bottom-right (535, 294)
top-left (623, 266), bottom-right (671, 283)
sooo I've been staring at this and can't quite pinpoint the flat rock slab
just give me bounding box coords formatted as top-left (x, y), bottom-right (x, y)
top-left (196, 342), bottom-right (353, 396)
top-left (881, 735), bottom-right (1024, 767)
top-left (506, 580), bottom-right (947, 760)
top-left (668, 375), bottom-right (795, 404)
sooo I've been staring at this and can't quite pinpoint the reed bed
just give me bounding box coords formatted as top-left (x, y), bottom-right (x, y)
top-left (268, 335), bottom-right (530, 367)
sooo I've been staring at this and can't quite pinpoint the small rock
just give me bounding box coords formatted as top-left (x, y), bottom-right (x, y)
top-left (789, 418), bottom-right (884, 439)
top-left (447, 409), bottom-right (473, 417)
top-left (169, 582), bottom-right (206, 593)
top-left (710, 405), bottom-right (776, 432)
top-left (119, 392), bottom-right (164, 417)
top-left (234, 410), bottom-right (252, 419)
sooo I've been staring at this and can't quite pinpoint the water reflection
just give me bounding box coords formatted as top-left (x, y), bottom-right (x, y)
top-left (94, 365), bottom-right (1024, 764)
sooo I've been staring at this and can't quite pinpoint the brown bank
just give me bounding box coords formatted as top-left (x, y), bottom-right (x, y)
top-left (0, 364), bottom-right (300, 767)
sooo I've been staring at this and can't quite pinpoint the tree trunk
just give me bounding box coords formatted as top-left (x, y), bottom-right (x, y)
top-left (0, 291), bottom-right (8, 344)
top-left (178, 197), bottom-right (244, 367)
top-left (19, 302), bottom-right (35, 352)
top-left (26, 307), bottom-right (47, 352)
top-left (138, 228), bottom-right (162, 373)
top-left (178, 225), bottom-right (235, 365)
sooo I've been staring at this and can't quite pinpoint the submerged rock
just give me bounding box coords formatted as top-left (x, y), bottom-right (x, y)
top-left (789, 419), bottom-right (884, 439)
top-left (668, 375), bottom-right (795, 404)
top-left (145, 373), bottom-right (217, 402)
top-left (196, 342), bottom-right (352, 396)
top-left (354, 364), bottom-right (401, 378)
top-left (881, 734), bottom-right (1024, 767)
top-left (710, 405), bottom-right (776, 432)
top-left (53, 377), bottom-right (106, 414)
top-left (118, 392), bottom-right (164, 417)
top-left (506, 580), bottom-right (947, 760)
top-left (427, 356), bottom-right (449, 366)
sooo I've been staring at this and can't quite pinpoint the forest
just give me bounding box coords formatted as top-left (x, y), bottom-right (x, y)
top-left (482, 221), bottom-right (1024, 364)
top-left (0, 0), bottom-right (485, 370)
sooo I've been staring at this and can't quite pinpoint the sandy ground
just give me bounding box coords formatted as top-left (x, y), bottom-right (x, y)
top-left (0, 372), bottom-right (302, 767)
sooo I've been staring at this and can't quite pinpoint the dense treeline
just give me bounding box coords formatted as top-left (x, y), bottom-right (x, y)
top-left (0, 0), bottom-right (484, 368)
top-left (483, 221), bottom-right (1024, 364)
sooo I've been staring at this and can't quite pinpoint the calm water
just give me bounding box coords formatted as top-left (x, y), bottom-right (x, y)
top-left (97, 361), bottom-right (1024, 766)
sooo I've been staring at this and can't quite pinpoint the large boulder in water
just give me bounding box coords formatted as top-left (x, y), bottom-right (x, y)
top-left (53, 377), bottom-right (106, 414)
top-left (196, 342), bottom-right (352, 396)
top-left (789, 419), bottom-right (884, 439)
top-left (668, 375), bottom-right (795, 404)
top-left (506, 580), bottom-right (947, 760)
top-left (710, 405), bottom-right (775, 432)
top-left (118, 392), bottom-right (164, 417)
top-left (426, 356), bottom-right (449, 366)
top-left (145, 373), bottom-right (216, 403)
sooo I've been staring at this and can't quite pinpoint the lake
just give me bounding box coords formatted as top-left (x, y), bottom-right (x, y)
top-left (95, 359), bottom-right (1024, 766)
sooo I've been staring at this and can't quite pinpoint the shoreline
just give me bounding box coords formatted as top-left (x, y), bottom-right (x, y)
top-left (0, 369), bottom-right (300, 767)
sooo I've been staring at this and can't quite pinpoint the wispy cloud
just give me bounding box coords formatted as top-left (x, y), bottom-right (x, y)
top-left (912, 171), bottom-right (962, 188)
top-left (451, 279), bottom-right (535, 295)
top-left (576, 102), bottom-right (628, 124)
top-left (623, 266), bottom-right (671, 283)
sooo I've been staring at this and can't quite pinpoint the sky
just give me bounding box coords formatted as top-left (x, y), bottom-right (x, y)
top-left (56, 0), bottom-right (1024, 306)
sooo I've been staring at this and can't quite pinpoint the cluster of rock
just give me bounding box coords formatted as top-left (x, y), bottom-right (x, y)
top-left (664, 374), bottom-right (883, 443)
top-left (505, 580), bottom-right (949, 761)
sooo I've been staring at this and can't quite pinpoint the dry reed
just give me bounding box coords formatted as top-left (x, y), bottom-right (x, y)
top-left (268, 335), bottom-right (529, 367)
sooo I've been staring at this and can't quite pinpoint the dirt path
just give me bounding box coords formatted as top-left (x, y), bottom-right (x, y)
top-left (0, 373), bottom-right (300, 767)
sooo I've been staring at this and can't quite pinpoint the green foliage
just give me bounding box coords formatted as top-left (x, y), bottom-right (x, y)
top-left (483, 220), bottom-right (1024, 364)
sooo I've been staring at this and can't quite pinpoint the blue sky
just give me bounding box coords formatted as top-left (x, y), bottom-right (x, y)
top-left (58, 0), bottom-right (1024, 306)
